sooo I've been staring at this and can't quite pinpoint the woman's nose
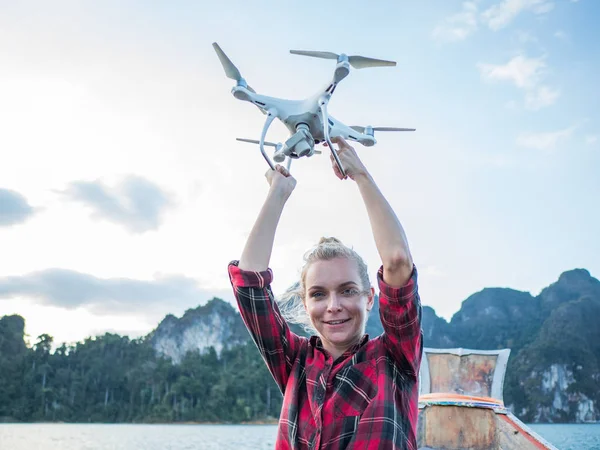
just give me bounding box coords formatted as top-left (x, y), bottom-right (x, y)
top-left (327, 293), bottom-right (343, 311)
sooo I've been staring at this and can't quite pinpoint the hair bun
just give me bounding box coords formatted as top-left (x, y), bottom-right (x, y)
top-left (317, 236), bottom-right (343, 246)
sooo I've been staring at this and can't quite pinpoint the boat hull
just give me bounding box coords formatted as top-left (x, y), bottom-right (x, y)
top-left (417, 400), bottom-right (557, 450)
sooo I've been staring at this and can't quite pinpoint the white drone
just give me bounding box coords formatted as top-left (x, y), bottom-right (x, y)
top-left (213, 42), bottom-right (415, 177)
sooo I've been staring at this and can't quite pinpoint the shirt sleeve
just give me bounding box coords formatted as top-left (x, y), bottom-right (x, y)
top-left (228, 260), bottom-right (304, 393)
top-left (377, 264), bottom-right (423, 378)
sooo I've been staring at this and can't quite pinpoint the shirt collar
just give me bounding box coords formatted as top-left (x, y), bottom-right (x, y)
top-left (310, 334), bottom-right (370, 358)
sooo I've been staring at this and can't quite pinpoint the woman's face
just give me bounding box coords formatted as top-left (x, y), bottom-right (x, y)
top-left (304, 257), bottom-right (374, 357)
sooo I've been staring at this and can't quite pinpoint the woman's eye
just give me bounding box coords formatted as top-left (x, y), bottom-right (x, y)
top-left (343, 288), bottom-right (360, 296)
top-left (310, 292), bottom-right (324, 299)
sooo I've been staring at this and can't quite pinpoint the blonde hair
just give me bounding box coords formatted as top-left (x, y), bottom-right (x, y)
top-left (277, 237), bottom-right (372, 334)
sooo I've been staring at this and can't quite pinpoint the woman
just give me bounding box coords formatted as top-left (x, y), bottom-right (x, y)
top-left (228, 137), bottom-right (422, 449)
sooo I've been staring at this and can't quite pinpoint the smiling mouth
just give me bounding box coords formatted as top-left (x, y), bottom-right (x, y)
top-left (324, 319), bottom-right (351, 325)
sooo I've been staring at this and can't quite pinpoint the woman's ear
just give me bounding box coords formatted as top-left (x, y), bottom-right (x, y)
top-left (366, 287), bottom-right (375, 311)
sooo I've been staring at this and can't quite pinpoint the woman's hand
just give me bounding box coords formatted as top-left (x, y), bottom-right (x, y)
top-left (265, 164), bottom-right (297, 201)
top-left (328, 137), bottom-right (369, 181)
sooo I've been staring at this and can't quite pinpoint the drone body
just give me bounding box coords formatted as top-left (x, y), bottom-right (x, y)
top-left (213, 43), bottom-right (415, 176)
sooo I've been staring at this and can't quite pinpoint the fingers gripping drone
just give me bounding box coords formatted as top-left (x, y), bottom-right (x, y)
top-left (212, 42), bottom-right (415, 176)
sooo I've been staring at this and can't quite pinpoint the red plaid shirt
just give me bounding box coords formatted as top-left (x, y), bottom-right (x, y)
top-left (228, 261), bottom-right (422, 450)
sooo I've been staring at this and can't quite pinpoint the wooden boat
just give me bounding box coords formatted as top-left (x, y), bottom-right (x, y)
top-left (417, 347), bottom-right (557, 450)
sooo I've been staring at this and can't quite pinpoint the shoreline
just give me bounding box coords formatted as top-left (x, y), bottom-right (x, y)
top-left (0, 419), bottom-right (280, 425)
top-left (2, 420), bottom-right (598, 426)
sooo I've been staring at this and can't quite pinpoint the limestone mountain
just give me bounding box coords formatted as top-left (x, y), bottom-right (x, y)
top-left (365, 298), bottom-right (452, 347)
top-left (149, 297), bottom-right (249, 364)
top-left (505, 269), bottom-right (600, 422)
top-left (424, 268), bottom-right (600, 423)
top-left (447, 287), bottom-right (542, 356)
top-left (149, 268), bottom-right (600, 422)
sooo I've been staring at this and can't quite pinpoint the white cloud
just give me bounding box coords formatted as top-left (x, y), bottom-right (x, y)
top-left (585, 135), bottom-right (598, 145)
top-left (0, 268), bottom-right (234, 331)
top-left (515, 30), bottom-right (539, 43)
top-left (482, 0), bottom-right (555, 31)
top-left (0, 188), bottom-right (36, 227)
top-left (516, 126), bottom-right (575, 149)
top-left (59, 176), bottom-right (175, 234)
top-left (478, 55), bottom-right (559, 109)
top-left (478, 55), bottom-right (546, 89)
top-left (432, 1), bottom-right (479, 42)
top-left (554, 30), bottom-right (568, 39)
top-left (534, 2), bottom-right (555, 14)
top-left (434, 0), bottom-right (558, 42)
top-left (525, 85), bottom-right (560, 110)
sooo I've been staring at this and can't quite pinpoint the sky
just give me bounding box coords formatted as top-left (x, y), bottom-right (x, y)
top-left (1, 0), bottom-right (598, 347)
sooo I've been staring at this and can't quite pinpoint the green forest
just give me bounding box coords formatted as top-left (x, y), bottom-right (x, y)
top-left (0, 315), bottom-right (281, 423)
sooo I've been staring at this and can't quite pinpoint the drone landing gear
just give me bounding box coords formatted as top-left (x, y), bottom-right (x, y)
top-left (318, 97), bottom-right (347, 178)
top-left (259, 110), bottom-right (277, 171)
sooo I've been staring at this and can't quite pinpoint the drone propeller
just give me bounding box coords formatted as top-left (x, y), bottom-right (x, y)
top-left (212, 43), bottom-right (256, 93)
top-left (290, 50), bottom-right (396, 69)
top-left (350, 126), bottom-right (416, 134)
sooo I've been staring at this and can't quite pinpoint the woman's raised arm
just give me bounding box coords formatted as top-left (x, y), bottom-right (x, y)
top-left (328, 137), bottom-right (422, 376)
top-left (229, 164), bottom-right (302, 393)
top-left (329, 137), bottom-right (413, 286)
top-left (239, 165), bottom-right (297, 271)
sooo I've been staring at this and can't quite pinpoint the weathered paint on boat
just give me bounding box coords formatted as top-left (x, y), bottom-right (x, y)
top-left (417, 348), bottom-right (557, 450)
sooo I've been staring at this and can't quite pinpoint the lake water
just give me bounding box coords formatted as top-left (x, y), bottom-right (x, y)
top-left (529, 424), bottom-right (600, 450)
top-left (0, 423), bottom-right (599, 449)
